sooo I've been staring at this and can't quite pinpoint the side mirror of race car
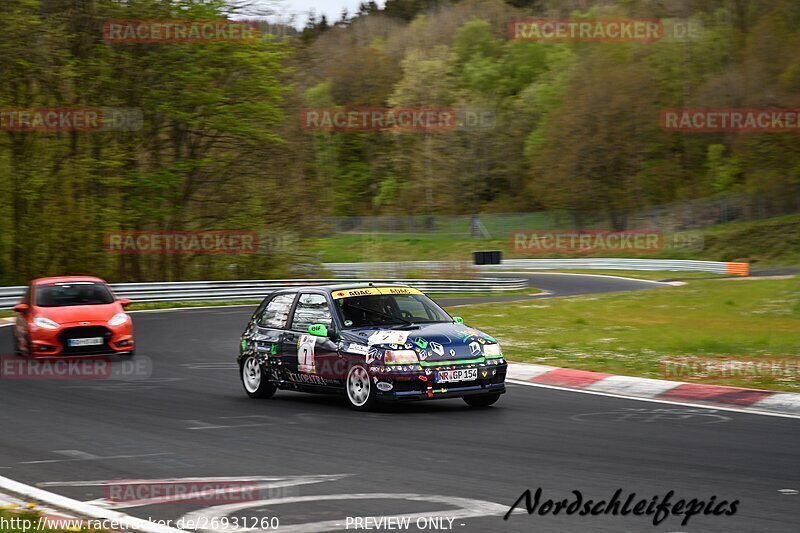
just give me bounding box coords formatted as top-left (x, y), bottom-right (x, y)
top-left (308, 323), bottom-right (328, 337)
top-left (453, 316), bottom-right (464, 324)
top-left (13, 303), bottom-right (29, 314)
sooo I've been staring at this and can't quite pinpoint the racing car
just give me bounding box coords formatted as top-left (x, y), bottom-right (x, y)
top-left (12, 276), bottom-right (134, 357)
top-left (238, 284), bottom-right (506, 410)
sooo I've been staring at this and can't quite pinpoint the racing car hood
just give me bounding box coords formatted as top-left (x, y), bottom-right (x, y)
top-left (340, 322), bottom-right (498, 363)
top-left (33, 302), bottom-right (122, 325)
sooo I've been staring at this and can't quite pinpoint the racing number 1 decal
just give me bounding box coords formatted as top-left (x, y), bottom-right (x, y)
top-left (298, 334), bottom-right (316, 373)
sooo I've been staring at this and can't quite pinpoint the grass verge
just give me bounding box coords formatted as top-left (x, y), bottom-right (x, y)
top-left (308, 214), bottom-right (800, 266)
top-left (0, 508), bottom-right (100, 533)
top-left (447, 276), bottom-right (800, 392)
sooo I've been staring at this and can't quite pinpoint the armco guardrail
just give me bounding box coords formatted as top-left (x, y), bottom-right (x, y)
top-left (476, 258), bottom-right (749, 275)
top-left (0, 277), bottom-right (529, 310)
top-left (323, 259), bottom-right (750, 276)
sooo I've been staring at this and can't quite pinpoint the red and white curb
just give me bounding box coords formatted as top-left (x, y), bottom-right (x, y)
top-left (507, 362), bottom-right (800, 418)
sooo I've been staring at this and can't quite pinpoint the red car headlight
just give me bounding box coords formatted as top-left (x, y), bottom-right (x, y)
top-left (108, 313), bottom-right (129, 327)
top-left (33, 316), bottom-right (60, 330)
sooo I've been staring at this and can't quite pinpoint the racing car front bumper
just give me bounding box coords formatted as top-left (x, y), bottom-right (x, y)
top-left (369, 359), bottom-right (507, 401)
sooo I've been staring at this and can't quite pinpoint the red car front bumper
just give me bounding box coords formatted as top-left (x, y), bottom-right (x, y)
top-left (29, 320), bottom-right (134, 357)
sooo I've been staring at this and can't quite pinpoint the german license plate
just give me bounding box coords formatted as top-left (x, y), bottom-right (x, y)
top-left (436, 368), bottom-right (478, 383)
top-left (68, 337), bottom-right (103, 347)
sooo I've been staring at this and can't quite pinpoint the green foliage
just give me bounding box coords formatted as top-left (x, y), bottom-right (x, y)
top-left (452, 276), bottom-right (800, 392)
top-left (0, 0), bottom-right (291, 284)
top-left (1, 0), bottom-right (800, 283)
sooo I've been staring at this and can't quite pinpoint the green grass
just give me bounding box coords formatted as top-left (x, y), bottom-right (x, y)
top-left (309, 214), bottom-right (800, 266)
top-left (447, 276), bottom-right (800, 392)
top-left (0, 508), bottom-right (100, 533)
top-left (700, 213), bottom-right (800, 265)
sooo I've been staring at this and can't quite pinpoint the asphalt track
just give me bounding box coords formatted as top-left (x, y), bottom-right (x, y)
top-left (1, 274), bottom-right (798, 532)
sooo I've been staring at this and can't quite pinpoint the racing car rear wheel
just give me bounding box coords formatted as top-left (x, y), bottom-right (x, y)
top-left (345, 364), bottom-right (377, 411)
top-left (463, 393), bottom-right (501, 408)
top-left (242, 356), bottom-right (276, 399)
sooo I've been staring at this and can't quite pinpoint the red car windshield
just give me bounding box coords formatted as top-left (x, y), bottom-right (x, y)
top-left (35, 282), bottom-right (115, 307)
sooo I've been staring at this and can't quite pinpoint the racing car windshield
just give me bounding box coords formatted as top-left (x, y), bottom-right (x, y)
top-left (35, 282), bottom-right (115, 307)
top-left (335, 293), bottom-right (451, 328)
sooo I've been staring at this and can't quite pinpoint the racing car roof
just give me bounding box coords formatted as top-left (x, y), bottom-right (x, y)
top-left (270, 283), bottom-right (417, 294)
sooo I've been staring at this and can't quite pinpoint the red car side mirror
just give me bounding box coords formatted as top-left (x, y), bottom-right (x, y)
top-left (13, 303), bottom-right (29, 313)
top-left (119, 298), bottom-right (132, 308)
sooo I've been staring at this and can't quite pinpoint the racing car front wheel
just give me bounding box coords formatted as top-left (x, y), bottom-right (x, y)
top-left (345, 364), bottom-right (377, 411)
top-left (242, 356), bottom-right (276, 399)
top-left (463, 393), bottom-right (501, 408)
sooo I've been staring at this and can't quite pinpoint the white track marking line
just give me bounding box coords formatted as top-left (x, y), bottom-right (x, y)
top-left (0, 476), bottom-right (183, 533)
top-left (41, 475), bottom-right (350, 510)
top-left (52, 450), bottom-right (100, 460)
top-left (507, 379), bottom-right (800, 420)
top-left (485, 271), bottom-right (675, 284)
top-left (19, 452), bottom-right (171, 465)
top-left (180, 493), bottom-right (507, 533)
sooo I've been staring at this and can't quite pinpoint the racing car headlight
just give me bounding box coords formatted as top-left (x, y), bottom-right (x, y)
top-left (484, 343), bottom-right (502, 358)
top-left (33, 316), bottom-right (60, 330)
top-left (108, 313), bottom-right (129, 327)
top-left (384, 349), bottom-right (419, 365)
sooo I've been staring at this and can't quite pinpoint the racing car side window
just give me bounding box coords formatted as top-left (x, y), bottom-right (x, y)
top-left (258, 293), bottom-right (296, 329)
top-left (291, 293), bottom-right (332, 332)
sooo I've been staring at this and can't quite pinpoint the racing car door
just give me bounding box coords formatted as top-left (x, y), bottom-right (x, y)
top-left (285, 292), bottom-right (341, 388)
top-left (253, 292), bottom-right (297, 367)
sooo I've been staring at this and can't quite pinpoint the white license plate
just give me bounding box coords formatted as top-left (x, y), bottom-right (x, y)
top-left (436, 368), bottom-right (478, 383)
top-left (68, 337), bottom-right (103, 347)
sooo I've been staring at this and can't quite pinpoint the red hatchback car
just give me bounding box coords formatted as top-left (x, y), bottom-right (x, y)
top-left (12, 276), bottom-right (134, 357)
